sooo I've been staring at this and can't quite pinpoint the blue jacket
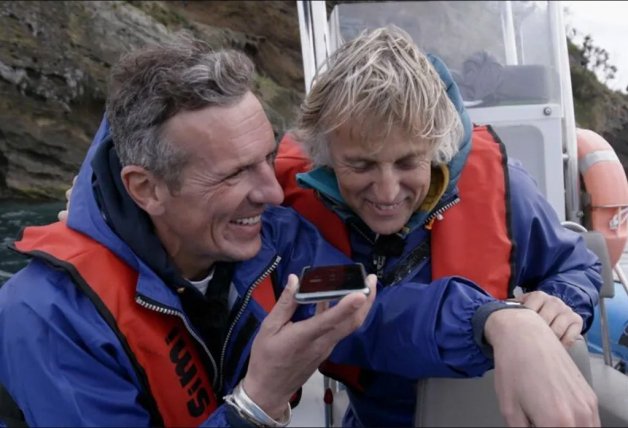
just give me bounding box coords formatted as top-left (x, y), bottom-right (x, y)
top-left (0, 120), bottom-right (336, 426)
top-left (296, 56), bottom-right (602, 427)
top-left (0, 117), bottom-right (504, 426)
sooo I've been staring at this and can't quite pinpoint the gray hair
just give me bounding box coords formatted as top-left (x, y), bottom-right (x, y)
top-left (293, 26), bottom-right (463, 167)
top-left (106, 34), bottom-right (255, 189)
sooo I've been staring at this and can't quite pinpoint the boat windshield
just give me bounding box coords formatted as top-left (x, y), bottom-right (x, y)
top-left (328, 1), bottom-right (560, 108)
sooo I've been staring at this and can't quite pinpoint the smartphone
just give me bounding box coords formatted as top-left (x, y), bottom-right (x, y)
top-left (294, 263), bottom-right (369, 304)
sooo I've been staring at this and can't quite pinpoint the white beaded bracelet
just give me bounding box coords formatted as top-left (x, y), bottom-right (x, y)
top-left (224, 380), bottom-right (291, 427)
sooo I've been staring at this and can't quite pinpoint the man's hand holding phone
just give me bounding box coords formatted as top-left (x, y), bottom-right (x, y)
top-left (295, 263), bottom-right (371, 304)
top-left (244, 273), bottom-right (376, 421)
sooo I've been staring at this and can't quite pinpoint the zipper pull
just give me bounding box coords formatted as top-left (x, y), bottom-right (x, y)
top-left (425, 209), bottom-right (446, 230)
top-left (425, 218), bottom-right (436, 230)
top-left (373, 255), bottom-right (386, 279)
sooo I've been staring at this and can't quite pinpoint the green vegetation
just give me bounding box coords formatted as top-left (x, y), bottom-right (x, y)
top-left (568, 32), bottom-right (628, 136)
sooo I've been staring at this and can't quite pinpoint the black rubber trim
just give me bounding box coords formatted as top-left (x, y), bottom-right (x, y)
top-left (472, 301), bottom-right (529, 358)
top-left (0, 383), bottom-right (26, 427)
top-left (486, 125), bottom-right (517, 297)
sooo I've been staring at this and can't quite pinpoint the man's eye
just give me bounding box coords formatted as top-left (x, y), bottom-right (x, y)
top-left (397, 157), bottom-right (426, 170)
top-left (226, 169), bottom-right (246, 180)
top-left (266, 152), bottom-right (277, 165)
top-left (397, 160), bottom-right (419, 170)
top-left (350, 162), bottom-right (372, 172)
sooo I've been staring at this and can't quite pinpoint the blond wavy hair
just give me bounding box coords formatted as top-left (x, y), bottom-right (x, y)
top-left (293, 26), bottom-right (463, 167)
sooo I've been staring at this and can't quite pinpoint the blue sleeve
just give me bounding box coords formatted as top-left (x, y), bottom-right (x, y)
top-left (328, 276), bottom-right (496, 379)
top-left (0, 266), bottom-right (152, 426)
top-left (262, 206), bottom-right (501, 378)
top-left (508, 161), bottom-right (602, 332)
top-left (0, 264), bottom-right (242, 427)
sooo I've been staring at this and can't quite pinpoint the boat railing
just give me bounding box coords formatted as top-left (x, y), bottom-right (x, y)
top-left (614, 264), bottom-right (628, 298)
top-left (562, 222), bottom-right (617, 367)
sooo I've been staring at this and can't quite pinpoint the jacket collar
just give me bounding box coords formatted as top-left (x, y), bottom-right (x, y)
top-left (65, 117), bottom-right (282, 311)
top-left (65, 118), bottom-right (191, 310)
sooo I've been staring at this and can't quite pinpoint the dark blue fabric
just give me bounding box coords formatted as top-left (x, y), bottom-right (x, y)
top-left (331, 157), bottom-right (602, 427)
top-left (294, 55), bottom-right (602, 427)
top-left (0, 114), bottom-right (502, 426)
top-left (0, 119), bottom-right (350, 427)
top-left (91, 137), bottom-right (190, 293)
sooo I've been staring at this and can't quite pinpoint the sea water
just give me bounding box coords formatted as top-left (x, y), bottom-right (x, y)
top-left (0, 200), bottom-right (64, 285)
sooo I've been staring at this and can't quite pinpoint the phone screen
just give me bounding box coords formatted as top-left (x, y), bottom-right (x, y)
top-left (299, 264), bottom-right (366, 294)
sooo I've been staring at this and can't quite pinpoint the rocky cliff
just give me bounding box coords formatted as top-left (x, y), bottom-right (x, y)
top-left (0, 0), bottom-right (627, 200)
top-left (0, 1), bottom-right (304, 200)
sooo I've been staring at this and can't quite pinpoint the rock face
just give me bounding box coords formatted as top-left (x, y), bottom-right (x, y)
top-left (0, 0), bottom-right (627, 200)
top-left (0, 1), bottom-right (304, 200)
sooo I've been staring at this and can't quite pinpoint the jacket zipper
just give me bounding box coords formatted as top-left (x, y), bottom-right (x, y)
top-left (348, 196), bottom-right (460, 279)
top-left (217, 255), bottom-right (282, 392)
top-left (424, 196), bottom-right (461, 225)
top-left (135, 295), bottom-right (219, 388)
top-left (350, 223), bottom-right (376, 245)
top-left (374, 254), bottom-right (386, 279)
top-left (348, 225), bottom-right (383, 277)
top-left (370, 197), bottom-right (461, 279)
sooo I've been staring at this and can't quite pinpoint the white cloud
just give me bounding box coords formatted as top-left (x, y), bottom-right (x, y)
top-left (563, 1), bottom-right (628, 92)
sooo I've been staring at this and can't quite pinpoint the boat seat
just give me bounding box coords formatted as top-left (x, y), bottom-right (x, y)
top-left (414, 229), bottom-right (628, 427)
top-left (455, 51), bottom-right (554, 106)
top-left (414, 338), bottom-right (592, 427)
top-left (589, 354), bottom-right (628, 427)
top-left (582, 231), bottom-right (628, 427)
top-left (582, 230), bottom-right (615, 299)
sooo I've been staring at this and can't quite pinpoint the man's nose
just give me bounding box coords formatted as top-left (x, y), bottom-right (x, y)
top-left (373, 166), bottom-right (400, 203)
top-left (250, 162), bottom-right (284, 205)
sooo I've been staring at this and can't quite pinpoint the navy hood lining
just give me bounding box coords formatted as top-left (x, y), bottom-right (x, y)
top-left (90, 138), bottom-right (189, 291)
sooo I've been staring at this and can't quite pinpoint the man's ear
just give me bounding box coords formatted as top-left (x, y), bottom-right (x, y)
top-left (120, 165), bottom-right (168, 216)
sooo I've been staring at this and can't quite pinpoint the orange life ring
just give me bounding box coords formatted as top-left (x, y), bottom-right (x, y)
top-left (577, 128), bottom-right (628, 267)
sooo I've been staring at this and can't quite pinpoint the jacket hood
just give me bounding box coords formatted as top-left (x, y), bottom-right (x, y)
top-left (66, 119), bottom-right (190, 299)
top-left (296, 54), bottom-right (472, 235)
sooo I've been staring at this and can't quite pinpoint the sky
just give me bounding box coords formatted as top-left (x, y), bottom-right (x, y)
top-left (563, 1), bottom-right (628, 93)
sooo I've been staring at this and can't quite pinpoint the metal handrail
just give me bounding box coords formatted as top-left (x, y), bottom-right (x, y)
top-left (561, 221), bottom-right (587, 233)
top-left (561, 221), bottom-right (617, 366)
top-left (550, 1), bottom-right (581, 223)
top-left (598, 297), bottom-right (614, 366)
top-left (614, 263), bottom-right (628, 300)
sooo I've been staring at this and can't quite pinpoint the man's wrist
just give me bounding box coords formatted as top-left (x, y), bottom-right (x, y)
top-left (223, 379), bottom-right (291, 427)
top-left (242, 376), bottom-right (288, 419)
top-left (472, 300), bottom-right (530, 358)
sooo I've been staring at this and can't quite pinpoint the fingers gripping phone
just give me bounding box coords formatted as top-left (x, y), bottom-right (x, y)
top-left (294, 263), bottom-right (370, 304)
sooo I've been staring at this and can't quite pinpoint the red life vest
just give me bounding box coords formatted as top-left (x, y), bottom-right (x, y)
top-left (13, 222), bottom-right (277, 426)
top-left (276, 125), bottom-right (513, 297)
top-left (431, 125), bottom-right (513, 299)
top-left (275, 126), bottom-right (514, 391)
top-left (275, 138), bottom-right (352, 256)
